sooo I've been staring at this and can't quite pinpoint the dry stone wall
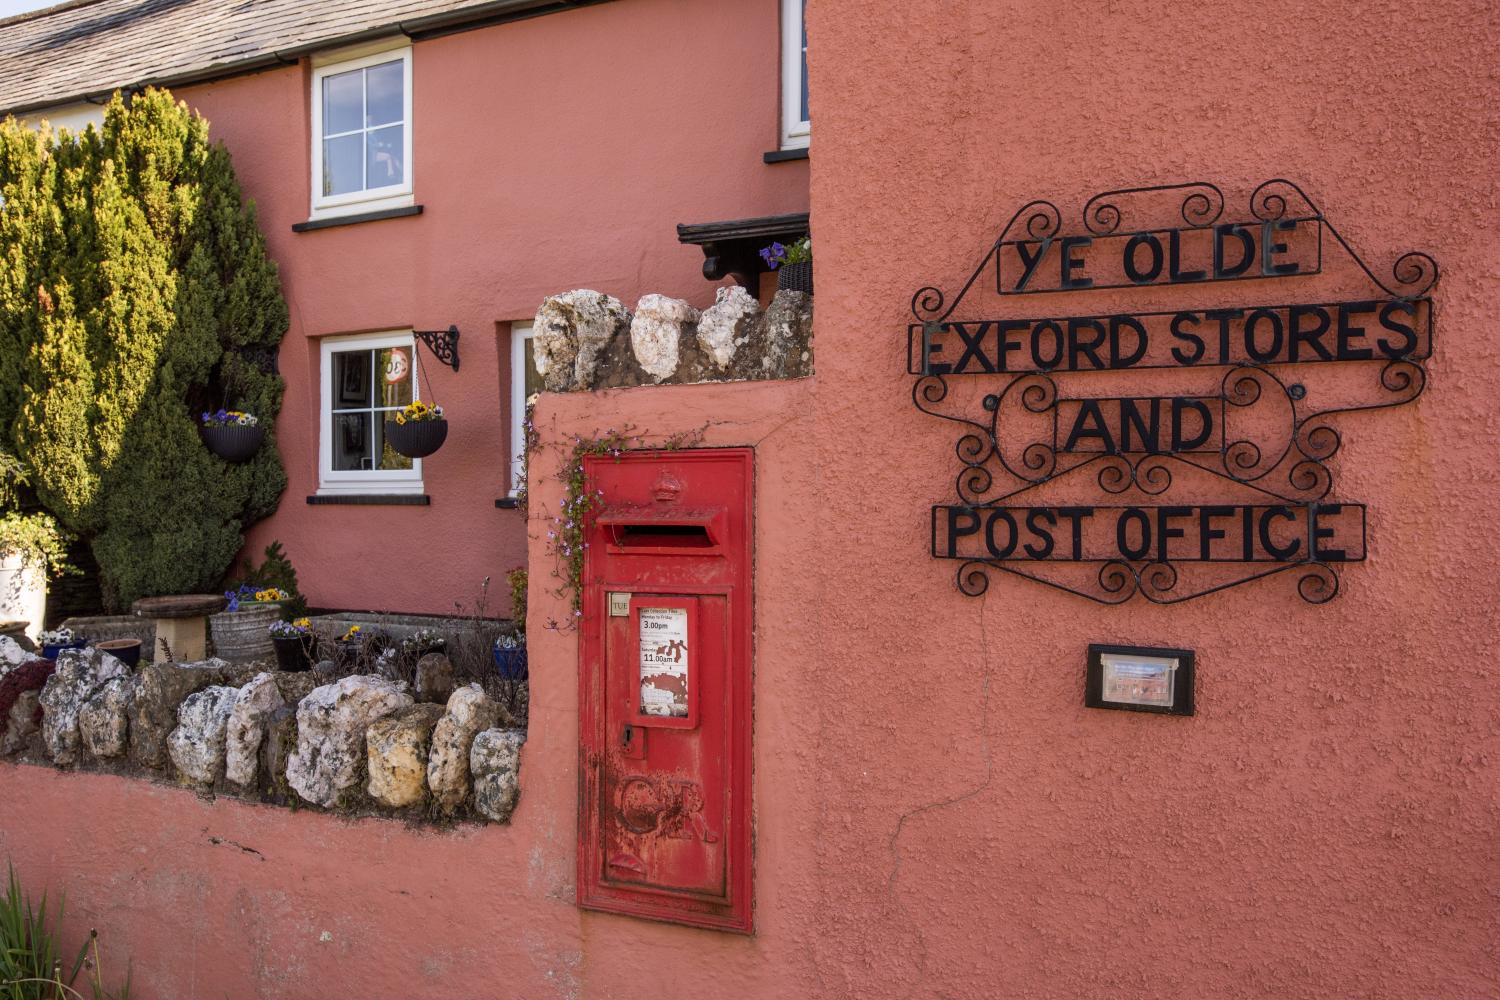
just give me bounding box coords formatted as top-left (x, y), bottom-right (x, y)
top-left (0, 638), bottom-right (525, 825)
top-left (533, 286), bottom-right (813, 392)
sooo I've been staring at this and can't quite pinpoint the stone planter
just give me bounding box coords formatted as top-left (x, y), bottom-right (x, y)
top-left (0, 553), bottom-right (45, 644)
top-left (384, 418), bottom-right (447, 459)
top-left (201, 423), bottom-right (266, 463)
top-left (208, 602), bottom-right (279, 662)
top-left (776, 260), bottom-right (813, 295)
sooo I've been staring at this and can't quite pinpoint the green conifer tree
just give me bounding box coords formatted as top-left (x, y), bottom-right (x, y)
top-left (0, 89), bottom-right (288, 609)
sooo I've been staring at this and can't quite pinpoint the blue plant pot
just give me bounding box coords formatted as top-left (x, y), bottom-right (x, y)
top-left (493, 647), bottom-right (528, 682)
top-left (42, 640), bottom-right (86, 660)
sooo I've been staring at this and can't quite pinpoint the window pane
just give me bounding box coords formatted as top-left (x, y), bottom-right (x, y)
top-left (322, 69), bottom-right (363, 135)
top-left (523, 335), bottom-right (542, 399)
top-left (375, 418), bottom-right (413, 471)
top-left (366, 60), bottom-right (404, 127)
top-left (800, 28), bottom-right (809, 123)
top-left (323, 133), bottom-right (363, 196)
top-left (366, 125), bottom-right (404, 189)
top-left (376, 346), bottom-right (413, 407)
top-left (332, 412), bottom-right (373, 470)
top-left (332, 350), bottom-right (372, 409)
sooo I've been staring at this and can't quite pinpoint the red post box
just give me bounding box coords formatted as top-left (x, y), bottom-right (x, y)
top-left (578, 449), bottom-right (753, 933)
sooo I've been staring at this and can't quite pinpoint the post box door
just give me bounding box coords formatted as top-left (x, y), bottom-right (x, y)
top-left (601, 593), bottom-right (728, 898)
top-left (578, 448), bottom-right (753, 933)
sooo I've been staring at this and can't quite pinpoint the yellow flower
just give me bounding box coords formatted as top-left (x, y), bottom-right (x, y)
top-left (293, 618), bottom-right (310, 628)
top-left (395, 412), bottom-right (406, 425)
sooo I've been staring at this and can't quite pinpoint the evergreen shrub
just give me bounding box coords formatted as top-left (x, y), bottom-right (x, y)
top-left (0, 89), bottom-right (287, 609)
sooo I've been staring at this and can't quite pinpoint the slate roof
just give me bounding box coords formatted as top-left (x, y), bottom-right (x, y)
top-left (0, 0), bottom-right (591, 115)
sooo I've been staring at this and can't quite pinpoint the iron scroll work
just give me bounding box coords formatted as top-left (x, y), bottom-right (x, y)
top-left (909, 179), bottom-right (1438, 605)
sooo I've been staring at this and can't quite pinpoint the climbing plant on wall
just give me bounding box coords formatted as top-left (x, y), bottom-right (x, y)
top-left (0, 88), bottom-right (288, 609)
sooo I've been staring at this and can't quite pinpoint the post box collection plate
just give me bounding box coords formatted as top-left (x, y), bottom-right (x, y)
top-left (579, 449), bottom-right (754, 933)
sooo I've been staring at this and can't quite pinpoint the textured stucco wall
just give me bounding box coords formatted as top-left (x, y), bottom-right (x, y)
top-left (0, 377), bottom-right (818, 999)
top-left (1, 2), bottom-right (1497, 998)
top-left (174, 0), bottom-right (808, 616)
top-left (798, 0), bottom-right (1499, 996)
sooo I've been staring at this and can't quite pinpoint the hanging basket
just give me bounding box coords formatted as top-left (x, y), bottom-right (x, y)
top-left (385, 418), bottom-right (448, 459)
top-left (776, 261), bottom-right (813, 295)
top-left (201, 424), bottom-right (266, 463)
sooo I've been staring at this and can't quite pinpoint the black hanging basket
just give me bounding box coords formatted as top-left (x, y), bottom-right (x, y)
top-left (776, 260), bottom-right (813, 295)
top-left (384, 418), bottom-right (448, 459)
top-left (201, 424), bottom-right (266, 463)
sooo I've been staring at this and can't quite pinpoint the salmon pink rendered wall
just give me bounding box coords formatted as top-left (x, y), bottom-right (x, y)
top-left (179, 0), bottom-right (808, 616)
top-left (800, 0), bottom-right (1498, 996)
top-left (2, 3), bottom-right (1498, 999)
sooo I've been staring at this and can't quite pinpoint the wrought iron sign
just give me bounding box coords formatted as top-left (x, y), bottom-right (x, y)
top-left (909, 179), bottom-right (1438, 604)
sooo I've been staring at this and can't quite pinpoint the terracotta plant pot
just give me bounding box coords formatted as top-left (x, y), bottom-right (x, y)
top-left (96, 637), bottom-right (142, 668)
top-left (384, 418), bottom-right (448, 459)
top-left (201, 423), bottom-right (266, 462)
top-left (776, 260), bottom-right (813, 295)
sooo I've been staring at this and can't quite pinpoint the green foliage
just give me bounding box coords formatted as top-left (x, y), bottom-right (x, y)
top-left (0, 865), bottom-right (132, 1000)
top-left (227, 540), bottom-right (307, 620)
top-left (0, 89), bottom-right (288, 609)
top-left (505, 566), bottom-right (527, 632)
top-left (0, 513), bottom-right (71, 578)
top-left (0, 451), bottom-right (72, 576)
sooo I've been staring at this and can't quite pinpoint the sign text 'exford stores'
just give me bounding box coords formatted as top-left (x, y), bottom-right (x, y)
top-left (908, 180), bottom-right (1438, 604)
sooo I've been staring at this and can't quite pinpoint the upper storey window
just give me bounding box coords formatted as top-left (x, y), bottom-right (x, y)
top-left (310, 43), bottom-right (413, 219)
top-left (780, 0), bottom-right (809, 149)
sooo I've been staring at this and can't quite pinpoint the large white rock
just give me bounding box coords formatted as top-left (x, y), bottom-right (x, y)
top-left (630, 294), bottom-right (699, 382)
top-left (696, 285), bottom-right (762, 370)
top-left (366, 703), bottom-right (445, 808)
top-left (532, 290), bottom-right (631, 391)
top-left (761, 289), bottom-right (814, 377)
top-left (129, 658), bottom-right (233, 770)
top-left (427, 684), bottom-right (500, 814)
top-left (287, 675), bottom-right (413, 808)
top-left (0, 635), bottom-right (29, 669)
top-left (38, 647), bottom-right (128, 766)
top-left (78, 676), bottom-right (133, 759)
top-left (471, 728), bottom-right (526, 823)
top-left (167, 685), bottom-right (239, 786)
top-left (224, 672), bottom-right (285, 787)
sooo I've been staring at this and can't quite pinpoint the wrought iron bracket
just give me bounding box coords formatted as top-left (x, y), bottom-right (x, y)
top-left (415, 326), bottom-right (461, 372)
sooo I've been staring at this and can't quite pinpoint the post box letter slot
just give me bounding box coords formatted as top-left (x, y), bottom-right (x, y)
top-left (631, 595), bottom-right (698, 730)
top-left (615, 524), bottom-right (712, 548)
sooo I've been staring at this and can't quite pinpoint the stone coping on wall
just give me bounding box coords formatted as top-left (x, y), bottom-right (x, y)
top-left (0, 638), bottom-right (525, 825)
top-left (533, 286), bottom-right (812, 392)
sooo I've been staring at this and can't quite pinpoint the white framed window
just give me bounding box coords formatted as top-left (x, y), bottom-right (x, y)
top-left (510, 323), bottom-right (540, 496)
top-left (310, 43), bottom-right (413, 219)
top-left (319, 332), bottom-right (424, 494)
top-left (780, 0), bottom-right (809, 149)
